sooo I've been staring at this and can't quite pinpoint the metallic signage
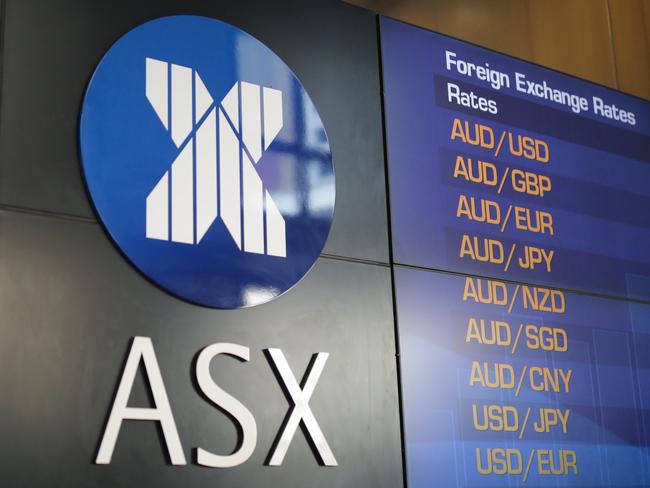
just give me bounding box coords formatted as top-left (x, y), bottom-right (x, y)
top-left (80, 15), bottom-right (335, 308)
top-left (95, 338), bottom-right (337, 467)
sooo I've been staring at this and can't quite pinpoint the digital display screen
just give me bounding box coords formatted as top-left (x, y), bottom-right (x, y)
top-left (381, 15), bottom-right (650, 487)
top-left (381, 17), bottom-right (650, 301)
top-left (394, 267), bottom-right (650, 487)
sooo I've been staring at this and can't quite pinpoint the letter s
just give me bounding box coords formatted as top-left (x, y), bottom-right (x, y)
top-left (195, 343), bottom-right (257, 468)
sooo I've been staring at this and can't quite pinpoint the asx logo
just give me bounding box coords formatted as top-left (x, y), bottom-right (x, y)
top-left (144, 58), bottom-right (286, 257)
top-left (79, 16), bottom-right (334, 308)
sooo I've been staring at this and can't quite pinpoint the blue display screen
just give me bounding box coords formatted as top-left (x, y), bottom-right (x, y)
top-left (395, 266), bottom-right (650, 487)
top-left (381, 15), bottom-right (650, 488)
top-left (381, 16), bottom-right (650, 301)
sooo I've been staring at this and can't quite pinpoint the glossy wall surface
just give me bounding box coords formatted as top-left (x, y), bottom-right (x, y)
top-left (0, 1), bottom-right (403, 487)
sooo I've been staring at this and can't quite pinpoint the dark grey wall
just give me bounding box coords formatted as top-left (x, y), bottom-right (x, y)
top-left (0, 1), bottom-right (403, 486)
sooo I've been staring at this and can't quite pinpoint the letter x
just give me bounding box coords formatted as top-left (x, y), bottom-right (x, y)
top-left (265, 348), bottom-right (337, 466)
top-left (144, 57), bottom-right (286, 256)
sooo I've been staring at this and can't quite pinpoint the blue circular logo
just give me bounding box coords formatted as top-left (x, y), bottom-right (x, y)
top-left (80, 16), bottom-right (335, 308)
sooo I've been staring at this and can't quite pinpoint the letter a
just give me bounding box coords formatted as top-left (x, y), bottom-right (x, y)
top-left (95, 337), bottom-right (186, 465)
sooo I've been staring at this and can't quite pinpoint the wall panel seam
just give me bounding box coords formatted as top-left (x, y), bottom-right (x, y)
top-left (0, 203), bottom-right (392, 267)
top-left (642, 0), bottom-right (650, 63)
top-left (0, 203), bottom-right (97, 224)
top-left (606, 0), bottom-right (621, 89)
top-left (374, 13), bottom-right (409, 488)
